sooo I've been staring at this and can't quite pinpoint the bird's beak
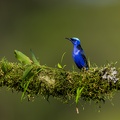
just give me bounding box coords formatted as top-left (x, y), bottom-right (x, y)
top-left (65, 38), bottom-right (71, 41)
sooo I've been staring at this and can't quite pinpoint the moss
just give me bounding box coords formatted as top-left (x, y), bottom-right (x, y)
top-left (0, 58), bottom-right (120, 105)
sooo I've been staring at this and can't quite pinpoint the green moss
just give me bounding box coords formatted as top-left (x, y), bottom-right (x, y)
top-left (0, 58), bottom-right (120, 105)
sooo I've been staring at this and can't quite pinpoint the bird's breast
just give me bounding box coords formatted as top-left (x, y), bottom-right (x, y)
top-left (73, 47), bottom-right (80, 56)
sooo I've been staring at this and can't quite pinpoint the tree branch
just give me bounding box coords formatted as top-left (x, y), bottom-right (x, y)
top-left (0, 57), bottom-right (120, 105)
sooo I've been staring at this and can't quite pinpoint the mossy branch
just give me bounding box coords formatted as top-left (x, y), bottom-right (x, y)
top-left (0, 50), bottom-right (120, 113)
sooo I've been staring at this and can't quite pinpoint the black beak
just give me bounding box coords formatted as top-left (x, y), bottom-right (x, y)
top-left (65, 38), bottom-right (71, 41)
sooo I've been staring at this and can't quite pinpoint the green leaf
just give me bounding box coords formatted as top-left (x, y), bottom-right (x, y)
top-left (1, 58), bottom-right (8, 73)
top-left (57, 52), bottom-right (66, 69)
top-left (21, 66), bottom-right (33, 101)
top-left (63, 65), bottom-right (66, 69)
top-left (21, 80), bottom-right (31, 101)
top-left (57, 63), bottom-right (62, 69)
top-left (22, 66), bottom-right (33, 80)
top-left (61, 52), bottom-right (66, 63)
top-left (14, 50), bottom-right (32, 65)
top-left (30, 49), bottom-right (40, 66)
top-left (75, 87), bottom-right (84, 104)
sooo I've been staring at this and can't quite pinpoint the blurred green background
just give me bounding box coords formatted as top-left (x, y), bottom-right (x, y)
top-left (0, 0), bottom-right (120, 120)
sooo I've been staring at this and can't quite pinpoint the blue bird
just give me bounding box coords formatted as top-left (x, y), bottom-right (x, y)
top-left (66, 37), bottom-right (89, 70)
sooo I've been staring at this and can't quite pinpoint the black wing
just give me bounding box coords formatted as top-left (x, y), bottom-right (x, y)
top-left (77, 45), bottom-right (89, 69)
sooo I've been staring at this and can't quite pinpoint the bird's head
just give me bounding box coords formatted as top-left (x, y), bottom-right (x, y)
top-left (65, 37), bottom-right (80, 45)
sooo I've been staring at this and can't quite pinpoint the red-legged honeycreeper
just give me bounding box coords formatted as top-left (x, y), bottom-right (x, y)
top-left (66, 37), bottom-right (89, 70)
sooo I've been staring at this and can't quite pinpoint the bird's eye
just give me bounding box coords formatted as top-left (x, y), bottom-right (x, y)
top-left (71, 39), bottom-right (75, 41)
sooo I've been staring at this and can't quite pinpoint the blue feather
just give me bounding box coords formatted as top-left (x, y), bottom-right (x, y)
top-left (66, 37), bottom-right (89, 70)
